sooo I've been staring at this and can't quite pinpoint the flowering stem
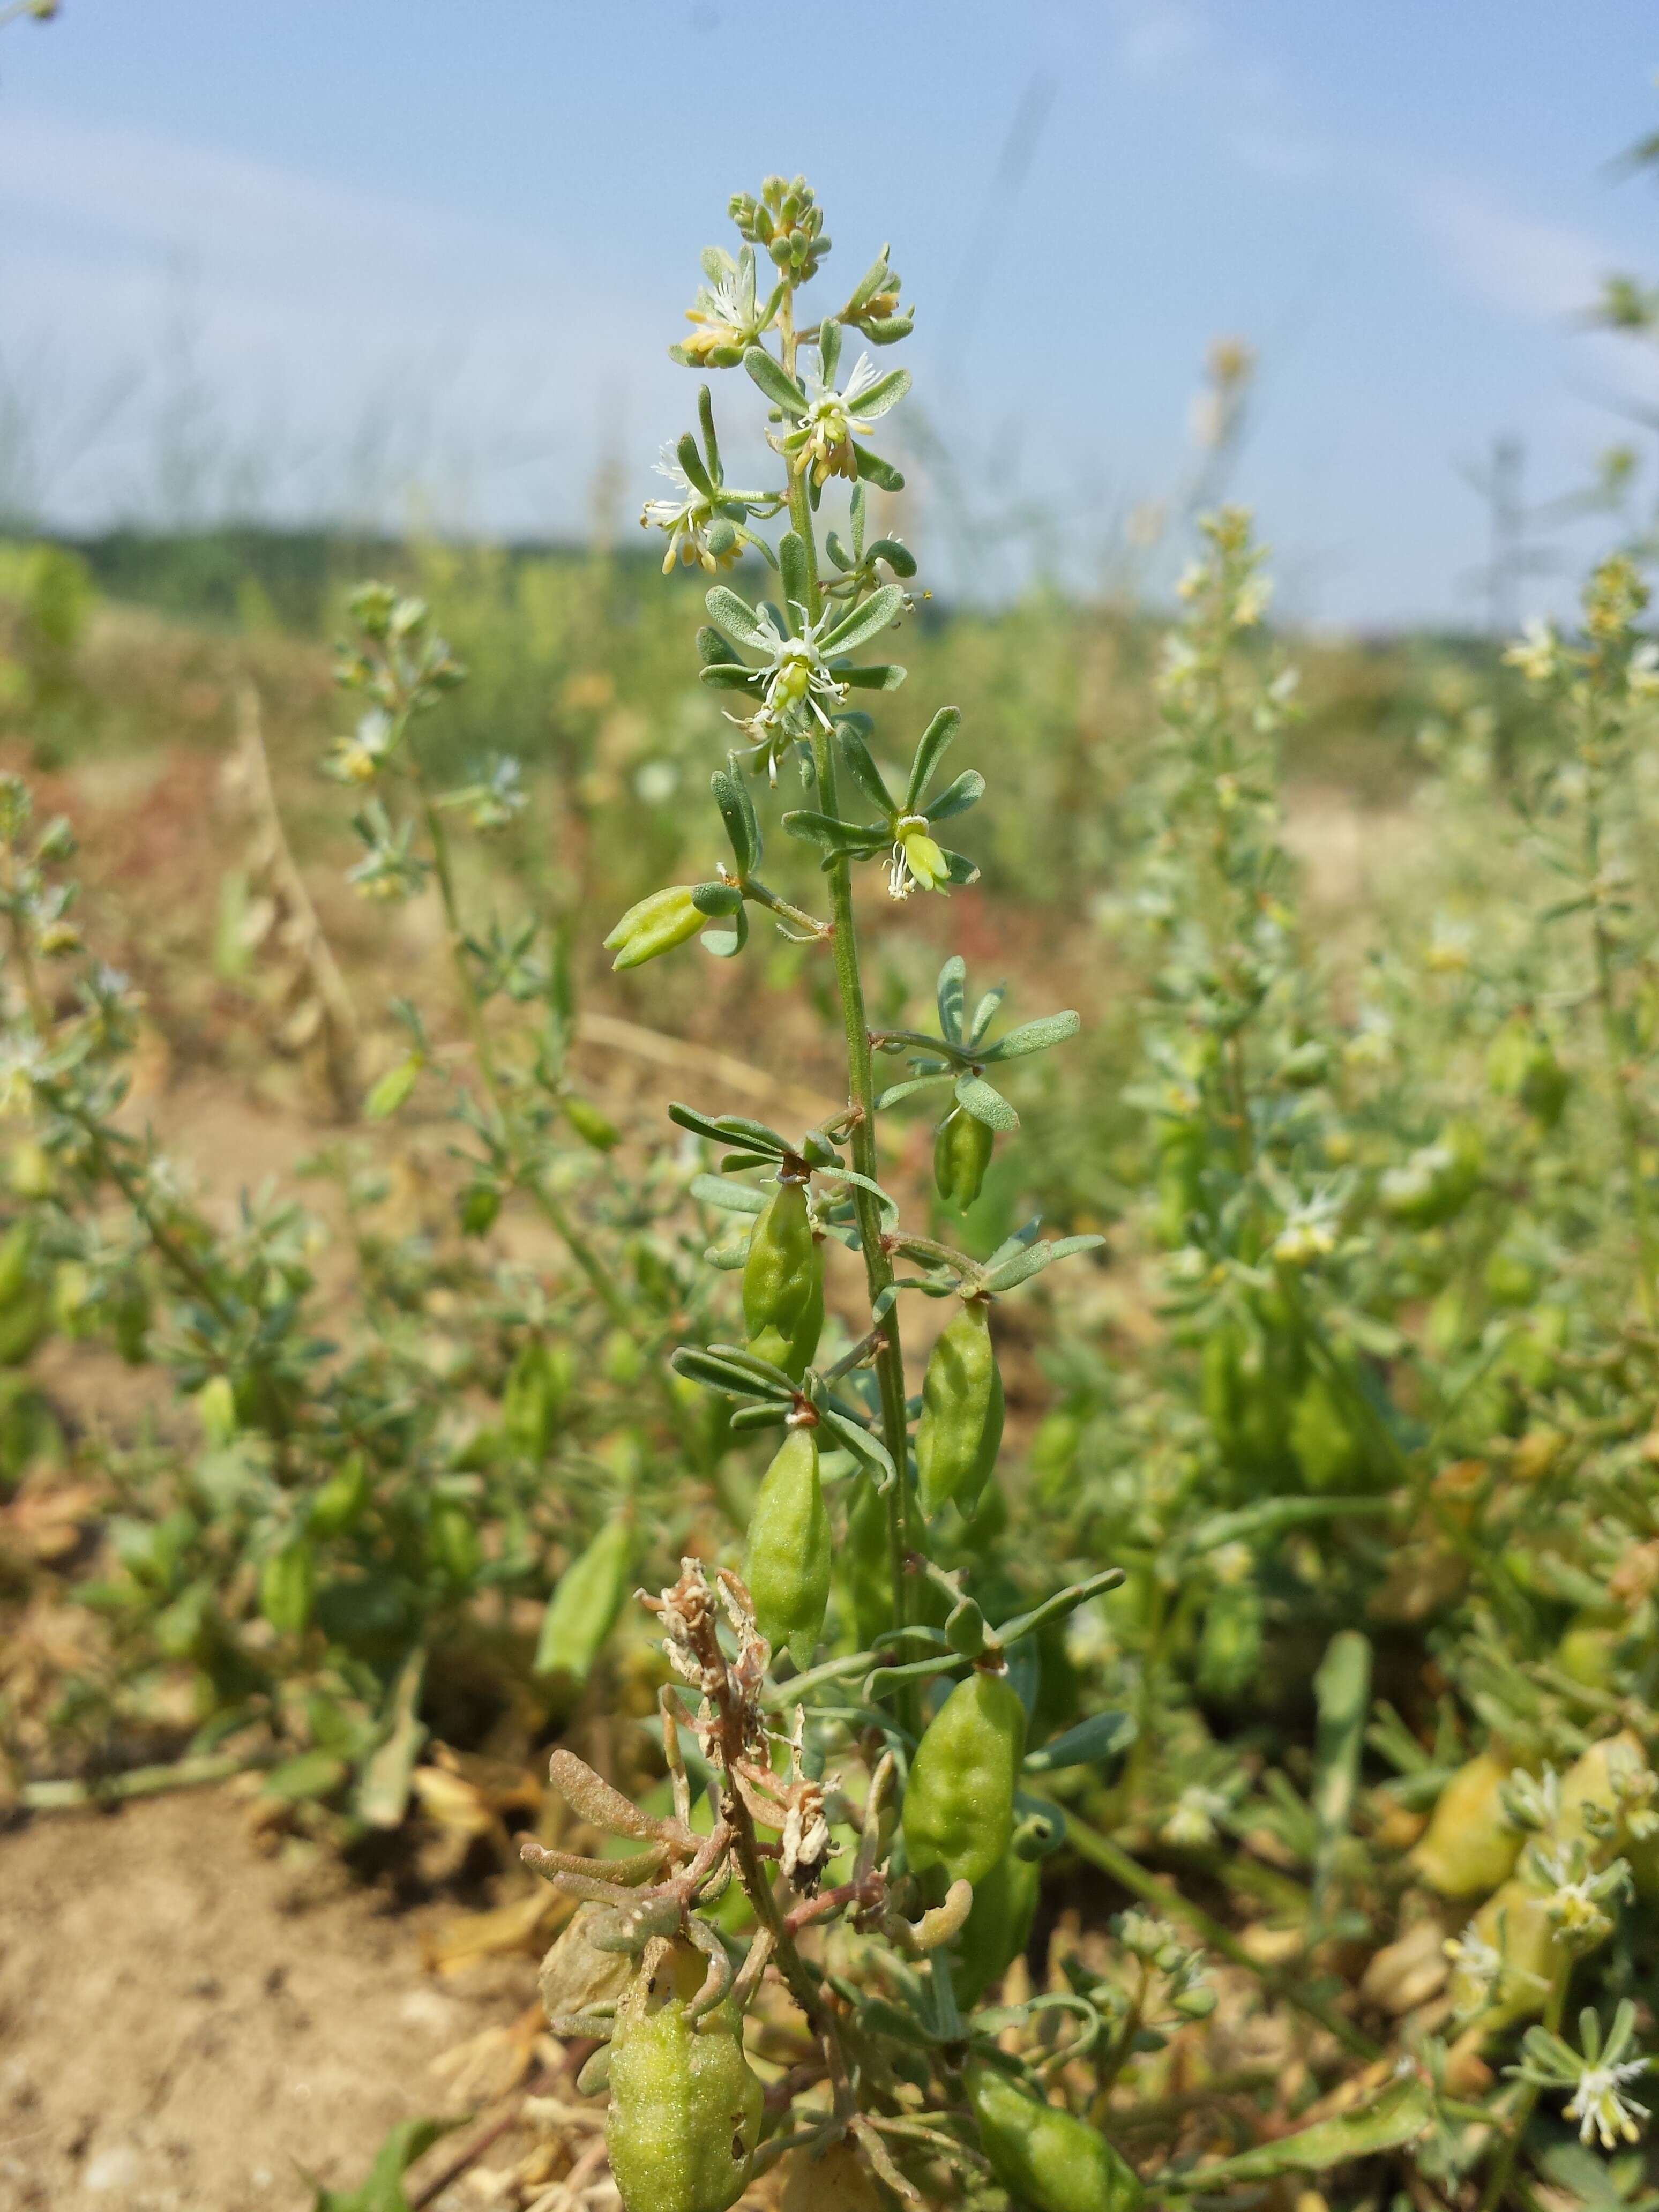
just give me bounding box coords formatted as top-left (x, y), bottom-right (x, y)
top-left (1478, 1959), bottom-right (1571, 2212)
top-left (399, 719), bottom-right (634, 1333)
top-left (778, 290), bottom-right (917, 1689)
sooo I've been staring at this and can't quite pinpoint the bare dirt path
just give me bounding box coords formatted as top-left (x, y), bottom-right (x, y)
top-left (0, 1790), bottom-right (534, 2211)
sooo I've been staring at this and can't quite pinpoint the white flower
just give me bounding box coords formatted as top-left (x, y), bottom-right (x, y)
top-left (640, 447), bottom-right (735, 576)
top-left (1161, 1785), bottom-right (1232, 1848)
top-left (1504, 617), bottom-right (1559, 686)
top-left (755, 605), bottom-right (848, 735)
top-left (785, 352), bottom-right (888, 487)
top-left (1273, 1191), bottom-right (1341, 1266)
top-left (1568, 2059), bottom-right (1651, 2149)
top-left (1444, 1922), bottom-right (1504, 2017)
top-left (0, 1032), bottom-right (45, 1113)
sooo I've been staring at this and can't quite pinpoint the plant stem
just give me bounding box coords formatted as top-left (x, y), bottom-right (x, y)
top-left (1062, 1813), bottom-right (1381, 2061)
top-left (778, 292), bottom-right (916, 1676)
top-left (1477, 1951), bottom-right (1570, 2212)
top-left (402, 721), bottom-right (633, 1332)
top-left (1583, 765), bottom-right (1657, 1322)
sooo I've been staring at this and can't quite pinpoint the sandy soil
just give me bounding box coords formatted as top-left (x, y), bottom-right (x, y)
top-left (0, 1790), bottom-right (536, 2212)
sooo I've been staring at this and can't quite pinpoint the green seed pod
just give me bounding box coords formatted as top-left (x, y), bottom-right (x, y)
top-left (1153, 1119), bottom-right (1204, 1250)
top-left (1409, 1750), bottom-right (1522, 1899)
top-left (1288, 1371), bottom-right (1366, 1492)
top-left (0, 1219), bottom-right (33, 1306)
top-left (0, 1280), bottom-right (49, 1365)
top-left (1195, 1580), bottom-right (1263, 1700)
top-left (606, 1985), bottom-right (763, 2212)
top-left (934, 1107), bottom-right (995, 1209)
top-left (953, 1847), bottom-right (1040, 2008)
top-left (903, 1669), bottom-right (1026, 1889)
top-left (9, 1142), bottom-right (54, 1199)
top-left (839, 1471), bottom-right (893, 1650)
top-left (504, 1340), bottom-right (569, 1460)
top-left (197, 1374), bottom-right (238, 1448)
top-left (742, 1178), bottom-right (819, 1345)
top-left (1380, 1123), bottom-right (1484, 1228)
top-left (915, 1298), bottom-right (1003, 1518)
top-left (309, 1451), bottom-right (371, 1537)
top-left (966, 2061), bottom-right (1145, 2212)
top-left (535, 1512), bottom-right (634, 1685)
top-left (430, 1500), bottom-right (481, 1586)
top-left (744, 1424), bottom-right (832, 1669)
top-left (563, 1094), bottom-right (621, 1150)
top-left (259, 1540), bottom-right (316, 1636)
top-left (603, 885), bottom-right (707, 972)
top-left (603, 1326), bottom-right (644, 1386)
top-left (746, 1247), bottom-right (823, 1379)
top-left (111, 1276), bottom-right (151, 1365)
top-left (780, 2141), bottom-right (886, 2212)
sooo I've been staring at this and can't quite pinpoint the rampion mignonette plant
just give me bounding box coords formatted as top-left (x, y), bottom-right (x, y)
top-left (519, 177), bottom-right (1141, 2212)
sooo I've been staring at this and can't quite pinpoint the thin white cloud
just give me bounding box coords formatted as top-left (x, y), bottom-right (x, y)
top-left (0, 111), bottom-right (676, 530)
top-left (1410, 176), bottom-right (1617, 322)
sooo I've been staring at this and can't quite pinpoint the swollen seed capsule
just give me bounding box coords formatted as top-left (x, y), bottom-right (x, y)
top-left (915, 1298), bottom-right (1003, 1518)
top-left (966, 2061), bottom-right (1145, 2212)
top-left (952, 1847), bottom-right (1040, 2008)
top-left (934, 1107), bottom-right (995, 1209)
top-left (1409, 1750), bottom-right (1522, 1899)
top-left (606, 1990), bottom-right (762, 2212)
top-left (742, 1178), bottom-right (819, 1344)
top-left (903, 1668), bottom-right (1026, 1889)
top-left (747, 1257), bottom-right (823, 1381)
top-left (535, 1513), bottom-right (633, 1686)
top-left (744, 1425), bottom-right (831, 1669)
top-left (604, 885), bottom-right (706, 972)
top-left (781, 2141), bottom-right (886, 2212)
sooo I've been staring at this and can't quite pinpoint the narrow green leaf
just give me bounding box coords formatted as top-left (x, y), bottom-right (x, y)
top-left (1163, 2076), bottom-right (1431, 2188)
top-left (675, 431), bottom-right (715, 499)
top-left (1024, 1710), bottom-right (1138, 1775)
top-left (978, 1233), bottom-right (1104, 1296)
top-left (876, 1074), bottom-right (953, 1110)
top-left (705, 585), bottom-right (768, 647)
top-left (743, 344), bottom-right (808, 416)
top-left (819, 584), bottom-right (903, 658)
top-left (936, 955), bottom-right (967, 1043)
top-left (356, 1649), bottom-right (428, 1831)
top-left (903, 707), bottom-right (962, 809)
top-left (817, 318), bottom-right (842, 386)
top-left (954, 1073), bottom-right (1019, 1131)
top-left (711, 761), bottom-right (760, 875)
top-left (923, 769), bottom-right (984, 824)
top-left (852, 442), bottom-right (905, 490)
top-left (1187, 1495), bottom-right (1396, 1555)
top-left (671, 1344), bottom-right (796, 1401)
top-left (782, 808), bottom-right (885, 855)
top-left (853, 365), bottom-right (911, 421)
top-left (869, 536), bottom-right (917, 578)
top-left (697, 384), bottom-right (721, 478)
top-left (982, 1010), bottom-right (1081, 1062)
top-left (968, 986), bottom-right (1006, 1045)
top-left (667, 1101), bottom-right (789, 1155)
top-left (845, 248), bottom-right (892, 314)
top-left (839, 662), bottom-right (907, 691)
top-left (1311, 1631), bottom-right (1372, 1911)
top-left (701, 903), bottom-right (749, 958)
top-left (690, 1175), bottom-right (767, 1215)
top-left (778, 533), bottom-right (812, 620)
top-left (836, 724), bottom-right (899, 816)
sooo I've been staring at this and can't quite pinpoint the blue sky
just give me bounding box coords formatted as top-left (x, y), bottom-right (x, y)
top-left (4, 1), bottom-right (1659, 626)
